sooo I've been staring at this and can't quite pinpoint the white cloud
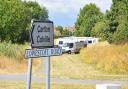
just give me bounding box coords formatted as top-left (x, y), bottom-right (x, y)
top-left (34, 0), bottom-right (112, 14)
top-left (26, 0), bottom-right (112, 26)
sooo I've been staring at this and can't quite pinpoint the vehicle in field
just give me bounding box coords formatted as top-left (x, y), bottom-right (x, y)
top-left (62, 41), bottom-right (86, 54)
top-left (56, 37), bottom-right (98, 54)
top-left (56, 37), bottom-right (98, 46)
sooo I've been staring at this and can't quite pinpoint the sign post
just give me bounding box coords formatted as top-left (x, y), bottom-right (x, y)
top-left (25, 20), bottom-right (62, 89)
top-left (26, 58), bottom-right (32, 89)
top-left (45, 57), bottom-right (50, 89)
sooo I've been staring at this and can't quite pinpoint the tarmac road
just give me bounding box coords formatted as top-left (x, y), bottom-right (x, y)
top-left (0, 74), bottom-right (128, 85)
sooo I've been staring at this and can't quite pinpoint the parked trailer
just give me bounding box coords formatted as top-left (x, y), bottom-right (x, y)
top-left (56, 37), bottom-right (98, 54)
top-left (62, 41), bottom-right (86, 54)
top-left (56, 37), bottom-right (76, 47)
top-left (56, 37), bottom-right (98, 47)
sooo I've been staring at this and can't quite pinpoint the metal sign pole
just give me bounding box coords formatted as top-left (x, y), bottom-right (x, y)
top-left (45, 56), bottom-right (50, 89)
top-left (26, 58), bottom-right (32, 89)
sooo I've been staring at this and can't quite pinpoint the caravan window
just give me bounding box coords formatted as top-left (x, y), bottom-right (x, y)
top-left (63, 43), bottom-right (68, 47)
top-left (59, 41), bottom-right (63, 44)
top-left (88, 40), bottom-right (92, 43)
top-left (67, 43), bottom-right (74, 48)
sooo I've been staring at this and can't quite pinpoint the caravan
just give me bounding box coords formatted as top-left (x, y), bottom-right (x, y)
top-left (56, 37), bottom-right (98, 54)
top-left (62, 41), bottom-right (86, 54)
top-left (56, 37), bottom-right (98, 46)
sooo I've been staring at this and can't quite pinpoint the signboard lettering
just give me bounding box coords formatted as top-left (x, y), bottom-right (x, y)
top-left (31, 21), bottom-right (54, 48)
top-left (25, 47), bottom-right (62, 58)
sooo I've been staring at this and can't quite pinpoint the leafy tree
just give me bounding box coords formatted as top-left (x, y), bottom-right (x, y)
top-left (105, 0), bottom-right (128, 44)
top-left (75, 3), bottom-right (103, 37)
top-left (92, 0), bottom-right (128, 44)
top-left (24, 1), bottom-right (48, 20)
top-left (0, 0), bottom-right (31, 43)
top-left (0, 0), bottom-right (48, 43)
top-left (55, 26), bottom-right (63, 35)
top-left (91, 19), bottom-right (110, 41)
top-left (62, 29), bottom-right (71, 36)
top-left (113, 21), bottom-right (128, 44)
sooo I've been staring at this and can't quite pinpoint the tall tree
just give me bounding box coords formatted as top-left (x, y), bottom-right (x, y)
top-left (0, 0), bottom-right (48, 43)
top-left (105, 0), bottom-right (128, 43)
top-left (91, 18), bottom-right (110, 41)
top-left (0, 0), bottom-right (31, 43)
top-left (55, 26), bottom-right (63, 35)
top-left (75, 3), bottom-right (103, 37)
top-left (24, 1), bottom-right (48, 20)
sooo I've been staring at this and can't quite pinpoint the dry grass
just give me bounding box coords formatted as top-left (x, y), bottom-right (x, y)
top-left (0, 42), bottom-right (28, 62)
top-left (33, 54), bottom-right (128, 80)
top-left (0, 81), bottom-right (95, 89)
top-left (0, 81), bottom-right (128, 89)
top-left (0, 42), bottom-right (128, 80)
top-left (50, 54), bottom-right (103, 79)
top-left (33, 54), bottom-right (104, 79)
top-left (0, 56), bottom-right (27, 74)
top-left (0, 42), bottom-right (41, 74)
top-left (80, 41), bottom-right (128, 74)
top-left (0, 55), bottom-right (41, 74)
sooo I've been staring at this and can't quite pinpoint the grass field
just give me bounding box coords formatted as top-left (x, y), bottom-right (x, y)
top-left (0, 81), bottom-right (128, 89)
top-left (80, 42), bottom-right (128, 74)
top-left (33, 54), bottom-right (128, 80)
top-left (0, 42), bottom-right (128, 80)
top-left (0, 81), bottom-right (95, 89)
top-left (0, 42), bottom-right (128, 89)
top-left (0, 42), bottom-right (41, 74)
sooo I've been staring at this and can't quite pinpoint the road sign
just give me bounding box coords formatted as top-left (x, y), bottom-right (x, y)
top-left (25, 47), bottom-right (62, 58)
top-left (26, 20), bottom-right (57, 89)
top-left (31, 20), bottom-right (54, 48)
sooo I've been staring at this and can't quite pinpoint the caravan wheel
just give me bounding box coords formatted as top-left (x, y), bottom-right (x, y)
top-left (68, 50), bottom-right (71, 54)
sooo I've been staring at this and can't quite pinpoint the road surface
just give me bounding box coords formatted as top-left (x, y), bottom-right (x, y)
top-left (0, 74), bottom-right (127, 85)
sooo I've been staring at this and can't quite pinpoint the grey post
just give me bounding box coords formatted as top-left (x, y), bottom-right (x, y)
top-left (26, 58), bottom-right (32, 89)
top-left (45, 56), bottom-right (50, 89)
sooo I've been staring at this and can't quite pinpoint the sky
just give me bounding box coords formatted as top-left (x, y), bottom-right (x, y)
top-left (27, 0), bottom-right (112, 27)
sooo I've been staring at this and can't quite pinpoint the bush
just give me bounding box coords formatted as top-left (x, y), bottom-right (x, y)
top-left (80, 42), bottom-right (128, 74)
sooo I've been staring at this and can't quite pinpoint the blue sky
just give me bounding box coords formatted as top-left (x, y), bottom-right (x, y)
top-left (27, 0), bottom-right (112, 27)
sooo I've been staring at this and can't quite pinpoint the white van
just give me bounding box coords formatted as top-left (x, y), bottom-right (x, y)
top-left (62, 41), bottom-right (86, 54)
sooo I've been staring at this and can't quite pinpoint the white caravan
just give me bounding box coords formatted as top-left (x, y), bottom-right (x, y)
top-left (56, 37), bottom-right (98, 54)
top-left (56, 37), bottom-right (98, 47)
top-left (61, 41), bottom-right (86, 54)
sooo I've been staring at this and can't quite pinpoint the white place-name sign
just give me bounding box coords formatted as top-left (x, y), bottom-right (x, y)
top-left (25, 47), bottom-right (62, 58)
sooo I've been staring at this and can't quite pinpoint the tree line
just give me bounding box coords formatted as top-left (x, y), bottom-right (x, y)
top-left (1, 0), bottom-right (128, 44)
top-left (55, 26), bottom-right (73, 37)
top-left (75, 0), bottom-right (128, 44)
top-left (0, 0), bottom-right (48, 44)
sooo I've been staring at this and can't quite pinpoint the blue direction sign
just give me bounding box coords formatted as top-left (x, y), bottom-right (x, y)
top-left (25, 47), bottom-right (62, 58)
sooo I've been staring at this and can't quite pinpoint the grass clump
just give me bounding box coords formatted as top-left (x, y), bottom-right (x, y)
top-left (0, 42), bottom-right (41, 74)
top-left (80, 42), bottom-right (128, 74)
top-left (0, 42), bottom-right (29, 73)
top-left (0, 42), bottom-right (28, 62)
